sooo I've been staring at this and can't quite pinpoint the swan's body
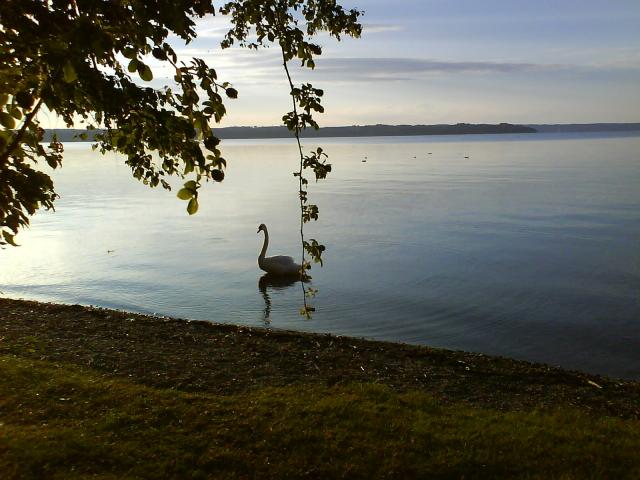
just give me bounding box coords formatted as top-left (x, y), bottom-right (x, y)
top-left (257, 224), bottom-right (301, 276)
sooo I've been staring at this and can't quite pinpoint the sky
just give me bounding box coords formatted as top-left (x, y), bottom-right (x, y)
top-left (44, 0), bottom-right (640, 128)
top-left (180, 0), bottom-right (639, 126)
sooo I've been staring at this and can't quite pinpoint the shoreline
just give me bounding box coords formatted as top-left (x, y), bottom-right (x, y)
top-left (1, 297), bottom-right (638, 418)
top-left (42, 123), bottom-right (640, 143)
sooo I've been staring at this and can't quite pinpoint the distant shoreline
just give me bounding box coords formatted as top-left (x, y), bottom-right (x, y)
top-left (205, 123), bottom-right (537, 139)
top-left (42, 122), bottom-right (640, 142)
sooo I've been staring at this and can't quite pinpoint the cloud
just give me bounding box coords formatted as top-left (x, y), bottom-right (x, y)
top-left (162, 50), bottom-right (567, 84)
top-left (191, 16), bottom-right (233, 39)
top-left (305, 57), bottom-right (567, 82)
top-left (162, 45), bottom-right (589, 83)
top-left (142, 44), bottom-right (640, 90)
top-left (361, 23), bottom-right (404, 34)
top-left (298, 57), bottom-right (640, 83)
top-left (321, 58), bottom-right (560, 79)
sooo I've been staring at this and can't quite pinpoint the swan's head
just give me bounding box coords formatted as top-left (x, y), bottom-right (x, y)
top-left (257, 223), bottom-right (266, 234)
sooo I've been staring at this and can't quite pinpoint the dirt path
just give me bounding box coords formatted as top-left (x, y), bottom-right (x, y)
top-left (1, 297), bottom-right (638, 418)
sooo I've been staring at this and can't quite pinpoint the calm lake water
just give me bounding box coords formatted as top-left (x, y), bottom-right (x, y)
top-left (2, 132), bottom-right (639, 379)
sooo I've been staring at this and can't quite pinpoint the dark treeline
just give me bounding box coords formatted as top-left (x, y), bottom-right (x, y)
top-left (43, 123), bottom-right (534, 142)
top-left (41, 123), bottom-right (640, 142)
top-left (526, 123), bottom-right (640, 133)
top-left (212, 123), bottom-right (536, 138)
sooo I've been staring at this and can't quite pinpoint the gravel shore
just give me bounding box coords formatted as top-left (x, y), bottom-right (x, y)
top-left (1, 297), bottom-right (638, 418)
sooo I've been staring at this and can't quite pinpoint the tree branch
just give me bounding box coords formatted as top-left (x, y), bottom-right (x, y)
top-left (280, 45), bottom-right (312, 317)
top-left (0, 97), bottom-right (44, 166)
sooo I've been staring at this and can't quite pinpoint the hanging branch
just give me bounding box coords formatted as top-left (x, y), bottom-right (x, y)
top-left (280, 45), bottom-right (331, 318)
top-left (280, 48), bottom-right (312, 316)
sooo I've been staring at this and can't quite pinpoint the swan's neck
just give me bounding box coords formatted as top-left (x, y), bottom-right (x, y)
top-left (258, 229), bottom-right (269, 264)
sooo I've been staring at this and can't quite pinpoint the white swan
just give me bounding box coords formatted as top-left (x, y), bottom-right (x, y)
top-left (257, 224), bottom-right (301, 276)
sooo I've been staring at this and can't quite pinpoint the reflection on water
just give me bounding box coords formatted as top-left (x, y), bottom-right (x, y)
top-left (258, 274), bottom-right (300, 324)
top-left (1, 133), bottom-right (639, 379)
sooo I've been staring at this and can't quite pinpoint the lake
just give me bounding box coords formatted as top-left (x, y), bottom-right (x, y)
top-left (1, 132), bottom-right (639, 379)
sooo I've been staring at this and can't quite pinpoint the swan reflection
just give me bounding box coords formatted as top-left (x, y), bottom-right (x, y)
top-left (258, 273), bottom-right (300, 324)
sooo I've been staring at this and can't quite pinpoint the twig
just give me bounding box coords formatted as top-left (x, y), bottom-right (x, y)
top-left (280, 46), bottom-right (310, 316)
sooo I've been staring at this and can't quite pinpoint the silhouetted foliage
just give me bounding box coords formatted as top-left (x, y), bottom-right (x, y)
top-left (0, 0), bottom-right (361, 262)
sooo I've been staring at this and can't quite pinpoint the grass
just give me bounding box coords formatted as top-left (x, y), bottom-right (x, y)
top-left (1, 354), bottom-right (639, 479)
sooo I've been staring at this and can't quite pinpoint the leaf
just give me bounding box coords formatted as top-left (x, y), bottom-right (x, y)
top-left (0, 112), bottom-right (15, 129)
top-left (176, 188), bottom-right (192, 200)
top-left (192, 115), bottom-right (203, 132)
top-left (187, 197), bottom-right (199, 215)
top-left (225, 87), bottom-right (238, 99)
top-left (139, 64), bottom-right (153, 81)
top-left (183, 180), bottom-right (197, 191)
top-left (15, 91), bottom-right (34, 109)
top-left (127, 59), bottom-right (138, 73)
top-left (122, 47), bottom-right (136, 59)
top-left (2, 231), bottom-right (18, 246)
top-left (63, 62), bottom-right (77, 83)
top-left (299, 305), bottom-right (315, 318)
top-left (204, 136), bottom-right (220, 151)
top-left (10, 107), bottom-right (22, 120)
top-left (141, 65), bottom-right (153, 82)
top-left (152, 47), bottom-right (166, 60)
top-left (211, 169), bottom-right (224, 182)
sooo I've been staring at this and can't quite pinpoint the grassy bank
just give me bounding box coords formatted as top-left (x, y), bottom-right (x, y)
top-left (1, 298), bottom-right (639, 478)
top-left (2, 355), bottom-right (639, 479)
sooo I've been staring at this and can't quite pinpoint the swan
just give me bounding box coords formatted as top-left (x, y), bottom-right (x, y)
top-left (257, 224), bottom-right (301, 276)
